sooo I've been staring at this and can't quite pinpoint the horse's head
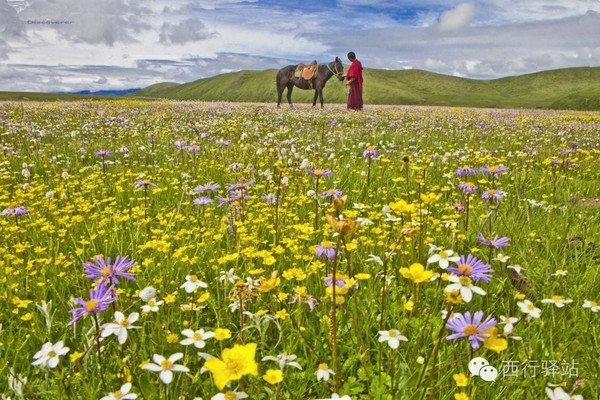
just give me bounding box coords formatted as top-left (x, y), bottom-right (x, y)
top-left (333, 57), bottom-right (344, 81)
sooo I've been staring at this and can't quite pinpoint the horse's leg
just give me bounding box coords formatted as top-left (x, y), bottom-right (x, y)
top-left (319, 89), bottom-right (324, 108)
top-left (287, 84), bottom-right (294, 107)
top-left (312, 89), bottom-right (318, 108)
top-left (277, 87), bottom-right (282, 108)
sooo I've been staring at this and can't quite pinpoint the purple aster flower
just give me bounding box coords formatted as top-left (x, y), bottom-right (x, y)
top-left (262, 193), bottom-right (277, 205)
top-left (94, 150), bottom-right (112, 158)
top-left (193, 197), bottom-right (213, 205)
top-left (221, 140), bottom-right (232, 146)
top-left (480, 165), bottom-right (509, 176)
top-left (68, 281), bottom-right (117, 326)
top-left (2, 203), bottom-right (30, 217)
top-left (324, 274), bottom-right (358, 290)
top-left (174, 140), bottom-right (187, 148)
top-left (481, 188), bottom-right (505, 200)
top-left (454, 166), bottom-right (479, 177)
top-left (316, 241), bottom-right (337, 260)
top-left (230, 189), bottom-right (249, 201)
top-left (451, 202), bottom-right (465, 212)
top-left (194, 182), bottom-right (221, 194)
top-left (363, 146), bottom-right (378, 158)
top-left (198, 132), bottom-right (211, 138)
top-left (229, 163), bottom-right (243, 171)
top-left (226, 179), bottom-right (255, 192)
top-left (77, 148), bottom-right (87, 155)
top-left (134, 180), bottom-right (158, 190)
top-left (83, 255), bottom-right (136, 284)
top-left (477, 233), bottom-right (510, 248)
top-left (118, 147), bottom-right (129, 153)
top-left (445, 311), bottom-right (496, 349)
top-left (322, 188), bottom-right (343, 199)
top-left (290, 290), bottom-right (319, 311)
top-left (307, 168), bottom-right (333, 178)
top-left (447, 254), bottom-right (493, 283)
top-left (187, 146), bottom-right (201, 153)
top-left (551, 159), bottom-right (562, 165)
top-left (458, 182), bottom-right (478, 194)
top-left (216, 195), bottom-right (233, 207)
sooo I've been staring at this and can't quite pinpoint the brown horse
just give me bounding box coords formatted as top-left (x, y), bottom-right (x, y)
top-left (276, 57), bottom-right (344, 108)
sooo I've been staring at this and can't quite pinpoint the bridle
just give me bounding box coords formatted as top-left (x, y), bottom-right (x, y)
top-left (326, 59), bottom-right (344, 79)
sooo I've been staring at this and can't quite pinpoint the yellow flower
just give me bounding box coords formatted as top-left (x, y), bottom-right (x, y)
top-left (482, 327), bottom-right (508, 353)
top-left (326, 213), bottom-right (361, 236)
top-left (256, 271), bottom-right (280, 293)
top-left (214, 328), bottom-right (232, 341)
top-left (404, 300), bottom-right (414, 311)
top-left (204, 343), bottom-right (259, 390)
top-left (164, 294), bottom-right (176, 304)
top-left (453, 373), bottom-right (469, 387)
top-left (444, 290), bottom-right (464, 304)
top-left (388, 199), bottom-right (415, 214)
top-left (263, 369), bottom-right (283, 385)
top-left (455, 393), bottom-right (469, 400)
top-left (70, 351), bottom-right (84, 362)
top-left (166, 333), bottom-right (179, 343)
top-left (399, 263), bottom-right (434, 284)
top-left (276, 309), bottom-right (290, 320)
top-left (355, 273), bottom-right (371, 280)
top-left (20, 312), bottom-right (33, 321)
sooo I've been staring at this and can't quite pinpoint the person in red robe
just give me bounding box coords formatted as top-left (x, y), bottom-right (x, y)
top-left (344, 51), bottom-right (363, 110)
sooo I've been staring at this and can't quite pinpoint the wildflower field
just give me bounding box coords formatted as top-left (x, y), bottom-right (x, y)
top-left (1, 101), bottom-right (599, 400)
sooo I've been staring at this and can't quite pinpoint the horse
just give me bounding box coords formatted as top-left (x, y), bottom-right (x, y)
top-left (276, 57), bottom-right (344, 108)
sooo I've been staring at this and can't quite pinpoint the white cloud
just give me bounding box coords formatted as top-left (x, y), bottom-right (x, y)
top-left (2, 0), bottom-right (600, 91)
top-left (438, 3), bottom-right (475, 32)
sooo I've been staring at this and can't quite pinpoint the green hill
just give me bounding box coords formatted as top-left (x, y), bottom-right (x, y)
top-left (128, 66), bottom-right (600, 110)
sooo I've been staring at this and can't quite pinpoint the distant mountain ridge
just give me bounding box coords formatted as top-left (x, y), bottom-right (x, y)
top-left (127, 66), bottom-right (600, 110)
top-left (60, 89), bottom-right (141, 96)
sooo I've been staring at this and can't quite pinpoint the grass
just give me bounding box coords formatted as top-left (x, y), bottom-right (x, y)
top-left (0, 100), bottom-right (599, 399)
top-left (128, 66), bottom-right (600, 110)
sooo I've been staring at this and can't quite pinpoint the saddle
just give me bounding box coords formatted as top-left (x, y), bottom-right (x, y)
top-left (297, 60), bottom-right (317, 80)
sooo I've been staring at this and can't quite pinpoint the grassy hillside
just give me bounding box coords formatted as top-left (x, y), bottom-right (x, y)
top-left (129, 66), bottom-right (600, 110)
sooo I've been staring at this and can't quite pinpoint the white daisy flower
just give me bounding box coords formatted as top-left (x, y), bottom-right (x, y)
top-left (180, 275), bottom-right (208, 293)
top-left (583, 300), bottom-right (600, 312)
top-left (427, 249), bottom-right (460, 269)
top-left (444, 275), bottom-right (486, 303)
top-left (541, 296), bottom-right (573, 308)
top-left (32, 341), bottom-right (69, 369)
top-left (507, 264), bottom-right (524, 275)
top-left (180, 329), bottom-right (215, 349)
top-left (142, 353), bottom-right (189, 385)
top-left (100, 382), bottom-right (138, 400)
top-left (378, 330), bottom-right (408, 349)
top-left (262, 353), bottom-right (302, 370)
top-left (498, 315), bottom-right (519, 334)
top-left (211, 391), bottom-right (248, 400)
top-left (545, 386), bottom-right (583, 400)
top-left (315, 363), bottom-right (335, 381)
top-left (517, 300), bottom-right (541, 318)
top-left (101, 311), bottom-right (140, 344)
top-left (141, 298), bottom-right (164, 313)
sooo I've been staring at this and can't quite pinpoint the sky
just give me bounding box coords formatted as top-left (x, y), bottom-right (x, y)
top-left (1, 0), bottom-right (600, 92)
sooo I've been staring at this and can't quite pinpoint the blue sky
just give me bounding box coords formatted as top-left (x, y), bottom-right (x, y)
top-left (1, 0), bottom-right (600, 91)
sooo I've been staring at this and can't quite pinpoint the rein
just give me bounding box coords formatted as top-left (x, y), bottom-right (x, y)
top-left (326, 62), bottom-right (343, 79)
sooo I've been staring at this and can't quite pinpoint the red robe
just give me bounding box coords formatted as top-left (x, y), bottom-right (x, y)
top-left (346, 59), bottom-right (363, 110)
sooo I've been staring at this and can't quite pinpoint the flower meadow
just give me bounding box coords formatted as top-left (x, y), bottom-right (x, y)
top-left (0, 101), bottom-right (599, 399)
